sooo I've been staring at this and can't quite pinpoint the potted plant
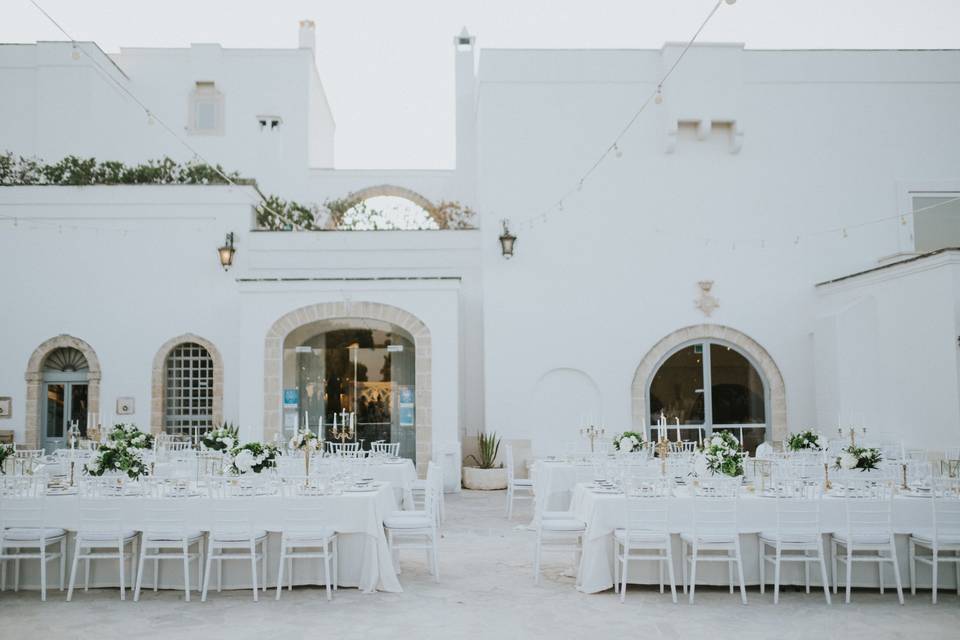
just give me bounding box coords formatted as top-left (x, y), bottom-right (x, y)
top-left (462, 432), bottom-right (507, 490)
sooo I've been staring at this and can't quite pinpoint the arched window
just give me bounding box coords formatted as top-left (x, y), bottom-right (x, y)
top-left (164, 342), bottom-right (214, 437)
top-left (648, 341), bottom-right (767, 452)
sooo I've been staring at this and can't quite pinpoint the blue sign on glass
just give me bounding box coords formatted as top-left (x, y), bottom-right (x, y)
top-left (399, 405), bottom-right (415, 427)
top-left (398, 386), bottom-right (414, 404)
top-left (283, 389), bottom-right (299, 407)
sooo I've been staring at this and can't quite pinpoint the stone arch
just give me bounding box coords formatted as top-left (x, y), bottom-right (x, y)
top-left (264, 302), bottom-right (432, 475)
top-left (150, 334), bottom-right (224, 435)
top-left (630, 324), bottom-right (787, 441)
top-left (24, 334), bottom-right (102, 448)
top-left (338, 185), bottom-right (444, 227)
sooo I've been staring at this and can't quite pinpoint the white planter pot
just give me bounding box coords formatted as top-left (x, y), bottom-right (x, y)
top-left (462, 466), bottom-right (507, 490)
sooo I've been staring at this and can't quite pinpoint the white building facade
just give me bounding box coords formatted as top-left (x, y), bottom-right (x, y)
top-left (2, 24), bottom-right (959, 473)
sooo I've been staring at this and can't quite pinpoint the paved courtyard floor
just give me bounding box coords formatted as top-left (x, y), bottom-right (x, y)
top-left (1, 489), bottom-right (956, 640)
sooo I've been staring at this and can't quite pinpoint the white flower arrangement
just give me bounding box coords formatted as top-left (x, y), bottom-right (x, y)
top-left (106, 423), bottom-right (154, 450)
top-left (786, 429), bottom-right (825, 452)
top-left (835, 445), bottom-right (882, 472)
top-left (202, 423), bottom-right (239, 452)
top-left (225, 442), bottom-right (279, 475)
top-left (289, 428), bottom-right (319, 452)
top-left (701, 431), bottom-right (745, 477)
top-left (613, 431), bottom-right (645, 452)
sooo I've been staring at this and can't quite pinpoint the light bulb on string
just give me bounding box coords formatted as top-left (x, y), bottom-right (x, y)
top-left (654, 85), bottom-right (663, 105)
top-left (794, 235), bottom-right (800, 245)
top-left (146, 111), bottom-right (155, 126)
top-left (71, 44), bottom-right (80, 60)
top-left (577, 180), bottom-right (584, 192)
top-left (842, 228), bottom-right (848, 239)
top-left (613, 143), bottom-right (623, 158)
top-left (558, 201), bottom-right (564, 212)
top-left (900, 215), bottom-right (907, 226)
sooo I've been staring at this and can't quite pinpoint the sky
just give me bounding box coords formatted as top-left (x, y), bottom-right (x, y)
top-left (4, 0), bottom-right (959, 169)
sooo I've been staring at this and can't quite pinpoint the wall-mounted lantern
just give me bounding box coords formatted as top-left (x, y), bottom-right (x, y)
top-left (498, 219), bottom-right (516, 259)
top-left (218, 232), bottom-right (236, 270)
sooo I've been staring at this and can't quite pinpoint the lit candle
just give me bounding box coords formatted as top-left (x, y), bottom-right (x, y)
top-left (698, 426), bottom-right (703, 447)
top-left (305, 410), bottom-right (309, 430)
top-left (333, 413), bottom-right (338, 431)
top-left (675, 417), bottom-right (681, 442)
top-left (739, 427), bottom-right (744, 448)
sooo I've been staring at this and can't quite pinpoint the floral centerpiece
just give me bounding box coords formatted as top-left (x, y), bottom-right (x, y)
top-left (786, 429), bottom-right (825, 452)
top-left (202, 422), bottom-right (238, 452)
top-left (613, 431), bottom-right (645, 452)
top-left (835, 445), bottom-right (882, 472)
top-left (84, 425), bottom-right (153, 480)
top-left (700, 431), bottom-right (745, 477)
top-left (226, 442), bottom-right (279, 475)
top-left (0, 443), bottom-right (14, 474)
top-left (107, 423), bottom-right (154, 450)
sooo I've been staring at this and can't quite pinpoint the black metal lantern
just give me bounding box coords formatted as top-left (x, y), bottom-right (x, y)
top-left (498, 220), bottom-right (516, 259)
top-left (218, 232), bottom-right (236, 270)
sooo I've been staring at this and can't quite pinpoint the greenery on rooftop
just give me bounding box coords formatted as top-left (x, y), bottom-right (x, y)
top-left (0, 152), bottom-right (476, 231)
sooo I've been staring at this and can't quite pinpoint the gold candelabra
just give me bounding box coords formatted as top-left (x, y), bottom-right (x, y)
top-left (331, 411), bottom-right (356, 444)
top-left (580, 424), bottom-right (605, 453)
top-left (823, 462), bottom-right (832, 491)
top-left (655, 436), bottom-right (670, 476)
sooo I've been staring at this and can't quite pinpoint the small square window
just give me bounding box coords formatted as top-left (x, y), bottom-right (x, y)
top-left (188, 81), bottom-right (224, 135)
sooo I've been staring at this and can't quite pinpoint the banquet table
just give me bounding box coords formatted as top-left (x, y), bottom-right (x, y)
top-left (12, 482), bottom-right (402, 594)
top-left (531, 460), bottom-right (590, 519)
top-left (569, 483), bottom-right (951, 594)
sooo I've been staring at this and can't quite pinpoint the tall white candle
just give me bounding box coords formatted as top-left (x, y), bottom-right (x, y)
top-left (333, 413), bottom-right (338, 430)
top-left (675, 417), bottom-right (681, 442)
top-left (305, 410), bottom-right (309, 430)
top-left (739, 427), bottom-right (744, 448)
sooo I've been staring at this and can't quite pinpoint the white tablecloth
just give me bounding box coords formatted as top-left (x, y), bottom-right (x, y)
top-left (569, 483), bottom-right (945, 594)
top-left (13, 483), bottom-right (402, 594)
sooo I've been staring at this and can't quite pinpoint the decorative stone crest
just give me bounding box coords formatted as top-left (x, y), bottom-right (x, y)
top-left (695, 280), bottom-right (719, 317)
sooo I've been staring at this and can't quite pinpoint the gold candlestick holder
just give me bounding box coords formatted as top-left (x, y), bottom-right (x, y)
top-left (823, 463), bottom-right (832, 491)
top-left (655, 436), bottom-right (670, 477)
top-left (580, 424), bottom-right (605, 453)
top-left (901, 463), bottom-right (909, 491)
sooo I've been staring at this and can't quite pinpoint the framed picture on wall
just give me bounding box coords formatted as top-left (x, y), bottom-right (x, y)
top-left (0, 397), bottom-right (10, 418)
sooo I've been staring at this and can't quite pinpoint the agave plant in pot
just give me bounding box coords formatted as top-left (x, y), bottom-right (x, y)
top-left (462, 432), bottom-right (507, 490)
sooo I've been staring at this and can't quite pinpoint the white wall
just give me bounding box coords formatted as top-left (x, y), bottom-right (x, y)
top-left (476, 45), bottom-right (960, 450)
top-left (815, 252), bottom-right (960, 449)
top-left (0, 186), bottom-right (483, 462)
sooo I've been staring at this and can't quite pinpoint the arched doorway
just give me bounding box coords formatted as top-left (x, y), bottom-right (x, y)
top-left (25, 335), bottom-right (101, 450)
top-left (282, 319), bottom-right (417, 460)
top-left (265, 302), bottom-right (432, 474)
top-left (631, 325), bottom-right (786, 452)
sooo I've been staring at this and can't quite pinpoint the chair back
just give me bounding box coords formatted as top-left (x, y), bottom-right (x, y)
top-left (842, 480), bottom-right (893, 538)
top-left (0, 484), bottom-right (47, 534)
top-left (280, 496), bottom-right (332, 541)
top-left (0, 474), bottom-right (43, 498)
top-left (933, 477), bottom-right (960, 536)
top-left (370, 441), bottom-right (400, 456)
top-left (773, 479), bottom-right (822, 539)
top-left (141, 495), bottom-right (190, 541)
top-left (77, 495), bottom-right (126, 538)
top-left (504, 444), bottom-right (516, 483)
top-left (328, 442), bottom-right (360, 455)
top-left (692, 477), bottom-right (740, 536)
top-left (624, 488), bottom-right (670, 538)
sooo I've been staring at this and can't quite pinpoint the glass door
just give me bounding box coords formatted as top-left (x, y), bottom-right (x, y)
top-left (42, 381), bottom-right (88, 451)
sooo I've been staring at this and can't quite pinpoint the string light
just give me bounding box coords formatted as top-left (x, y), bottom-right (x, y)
top-left (654, 85), bottom-right (663, 105)
top-left (613, 143), bottom-right (623, 158)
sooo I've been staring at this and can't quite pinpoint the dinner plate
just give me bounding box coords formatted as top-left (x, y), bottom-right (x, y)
top-left (345, 486), bottom-right (380, 492)
top-left (47, 487), bottom-right (78, 496)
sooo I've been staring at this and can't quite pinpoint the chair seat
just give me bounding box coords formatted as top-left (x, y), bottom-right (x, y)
top-left (2, 527), bottom-right (67, 542)
top-left (411, 479), bottom-right (427, 490)
top-left (283, 528), bottom-right (336, 543)
top-left (387, 510), bottom-right (428, 519)
top-left (680, 532), bottom-right (738, 545)
top-left (384, 515), bottom-right (433, 530)
top-left (614, 529), bottom-right (669, 545)
top-left (540, 518), bottom-right (586, 532)
top-left (541, 510), bottom-right (574, 519)
top-left (77, 530), bottom-right (138, 543)
top-left (833, 532), bottom-right (892, 546)
top-left (910, 531), bottom-right (960, 547)
top-left (512, 478), bottom-right (534, 487)
top-left (142, 530), bottom-right (205, 543)
top-left (212, 530), bottom-right (268, 542)
top-left (759, 531), bottom-right (820, 545)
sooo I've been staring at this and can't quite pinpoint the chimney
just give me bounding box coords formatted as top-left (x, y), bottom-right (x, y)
top-left (298, 20), bottom-right (316, 50)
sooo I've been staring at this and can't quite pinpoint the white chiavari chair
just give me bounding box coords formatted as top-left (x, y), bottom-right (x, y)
top-left (67, 478), bottom-right (140, 601)
top-left (505, 444), bottom-right (534, 520)
top-left (384, 463), bottom-right (440, 582)
top-left (201, 478), bottom-right (268, 601)
top-left (831, 480), bottom-right (903, 604)
top-left (758, 480), bottom-right (831, 604)
top-left (327, 442), bottom-right (361, 456)
top-left (533, 461), bottom-right (587, 586)
top-left (133, 479), bottom-right (205, 602)
top-left (276, 480), bottom-right (338, 600)
top-left (681, 477), bottom-right (747, 604)
top-left (0, 475), bottom-right (66, 600)
top-left (370, 441), bottom-right (401, 456)
top-left (614, 477), bottom-right (676, 603)
top-left (909, 477), bottom-right (960, 603)
top-left (13, 449), bottom-right (44, 475)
